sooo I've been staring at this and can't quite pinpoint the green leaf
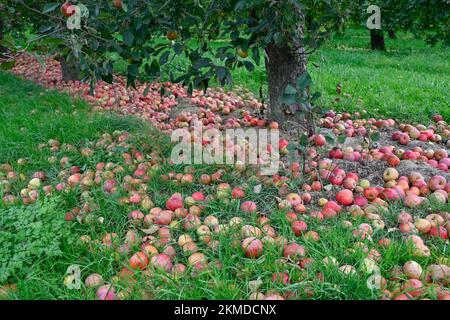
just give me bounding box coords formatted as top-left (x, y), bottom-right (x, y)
top-left (0, 61), bottom-right (15, 71)
top-left (287, 143), bottom-right (298, 152)
top-left (325, 132), bottom-right (336, 145)
top-left (123, 29), bottom-right (134, 46)
top-left (284, 84), bottom-right (297, 95)
top-left (215, 66), bottom-right (227, 80)
top-left (42, 3), bottom-right (60, 13)
top-left (0, 35), bottom-right (16, 49)
top-left (143, 85), bottom-right (150, 97)
top-left (111, 41), bottom-right (123, 54)
top-left (38, 26), bottom-right (53, 34)
top-left (296, 72), bottom-right (312, 90)
top-left (243, 61), bottom-right (254, 72)
top-left (234, 1), bottom-right (246, 11)
top-left (299, 134), bottom-right (309, 147)
top-left (337, 135), bottom-right (347, 144)
top-left (252, 47), bottom-right (260, 66)
top-left (127, 64), bottom-right (139, 77)
top-left (36, 37), bottom-right (65, 47)
top-left (280, 94), bottom-right (297, 105)
top-left (273, 32), bottom-right (283, 46)
top-left (159, 51), bottom-right (170, 65)
top-left (311, 91), bottom-right (322, 101)
top-left (370, 131), bottom-right (381, 142)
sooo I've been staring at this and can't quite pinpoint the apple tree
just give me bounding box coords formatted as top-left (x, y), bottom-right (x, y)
top-left (6, 0), bottom-right (353, 126)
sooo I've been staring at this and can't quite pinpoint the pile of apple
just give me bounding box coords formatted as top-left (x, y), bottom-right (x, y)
top-left (11, 56), bottom-right (263, 135)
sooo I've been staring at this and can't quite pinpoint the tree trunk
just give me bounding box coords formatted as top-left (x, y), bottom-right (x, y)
top-left (370, 29), bottom-right (386, 50)
top-left (388, 30), bottom-right (396, 39)
top-left (0, 15), bottom-right (7, 57)
top-left (264, 44), bottom-right (307, 125)
top-left (58, 56), bottom-right (80, 81)
top-left (0, 15), bottom-right (4, 40)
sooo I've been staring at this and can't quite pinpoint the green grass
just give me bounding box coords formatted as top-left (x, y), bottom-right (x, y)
top-left (309, 29), bottom-right (449, 123)
top-left (114, 29), bottom-right (449, 123)
top-left (0, 72), bottom-right (158, 171)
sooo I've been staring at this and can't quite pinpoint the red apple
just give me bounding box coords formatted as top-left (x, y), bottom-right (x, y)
top-left (242, 237), bottom-right (263, 258)
top-left (336, 189), bottom-right (354, 206)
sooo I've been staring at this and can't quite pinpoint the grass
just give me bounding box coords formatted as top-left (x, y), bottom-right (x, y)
top-left (0, 29), bottom-right (449, 300)
top-left (0, 72), bottom-right (157, 171)
top-left (309, 30), bottom-right (449, 123)
top-left (114, 28), bottom-right (449, 123)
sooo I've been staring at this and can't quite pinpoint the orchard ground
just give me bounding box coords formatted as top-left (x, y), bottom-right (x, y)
top-left (0, 29), bottom-right (449, 300)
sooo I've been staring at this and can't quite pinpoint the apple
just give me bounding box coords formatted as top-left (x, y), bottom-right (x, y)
top-left (387, 155), bottom-right (400, 167)
top-left (430, 226), bottom-right (448, 239)
top-left (301, 193), bottom-right (312, 204)
top-left (285, 193), bottom-right (302, 206)
top-left (166, 31), bottom-right (179, 41)
top-left (329, 168), bottom-right (346, 185)
top-left (129, 252), bottom-right (149, 270)
top-left (324, 201), bottom-right (342, 213)
top-left (434, 149), bottom-right (448, 161)
top-left (269, 121), bottom-right (279, 129)
top-left (154, 210), bottom-right (173, 225)
top-left (336, 189), bottom-right (354, 206)
top-left (354, 196), bottom-right (368, 207)
top-left (364, 187), bottom-right (379, 201)
top-left (380, 188), bottom-right (400, 200)
top-left (283, 243), bottom-right (305, 261)
top-left (150, 254), bottom-right (173, 272)
top-left (291, 220), bottom-right (308, 236)
top-left (241, 201), bottom-right (257, 214)
top-left (401, 279), bottom-right (423, 297)
top-left (311, 181), bottom-right (322, 191)
top-left (343, 178), bottom-right (357, 190)
top-left (200, 174), bottom-right (211, 185)
top-left (428, 175), bottom-right (446, 191)
top-left (242, 237), bottom-right (263, 258)
top-left (272, 272), bottom-right (290, 285)
top-left (383, 168), bottom-right (399, 182)
top-left (96, 284), bottom-right (117, 300)
top-left (432, 114), bottom-right (443, 122)
top-left (232, 187), bottom-right (245, 199)
top-left (402, 150), bottom-right (417, 160)
top-left (329, 148), bottom-right (343, 159)
top-left (166, 193), bottom-right (183, 211)
top-left (414, 219), bottom-right (431, 234)
top-left (403, 261), bottom-right (422, 279)
top-left (314, 134), bottom-right (326, 146)
top-left (398, 133), bottom-right (410, 145)
top-left (192, 192), bottom-right (205, 201)
top-left (85, 273), bottom-right (103, 288)
top-left (114, 0), bottom-right (123, 10)
top-left (61, 2), bottom-right (75, 17)
top-left (359, 179), bottom-right (370, 189)
top-left (237, 48), bottom-right (249, 58)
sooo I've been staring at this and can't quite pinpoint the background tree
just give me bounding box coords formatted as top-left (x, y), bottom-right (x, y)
top-left (407, 0), bottom-right (449, 46)
top-left (351, 0), bottom-right (449, 50)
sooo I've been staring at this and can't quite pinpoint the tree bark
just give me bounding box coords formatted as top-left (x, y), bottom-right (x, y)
top-left (388, 30), bottom-right (396, 39)
top-left (264, 44), bottom-right (307, 125)
top-left (0, 15), bottom-right (7, 56)
top-left (370, 29), bottom-right (386, 50)
top-left (58, 56), bottom-right (80, 81)
top-left (0, 15), bottom-right (4, 40)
